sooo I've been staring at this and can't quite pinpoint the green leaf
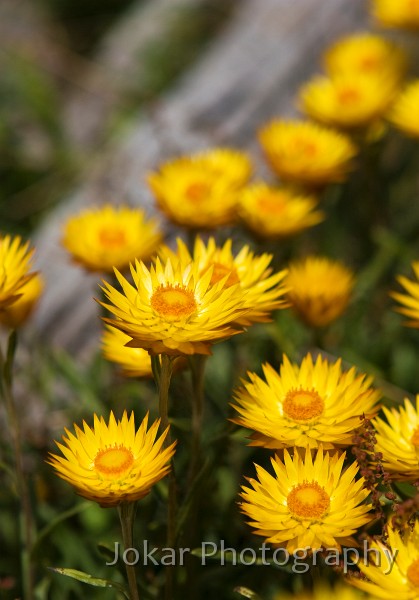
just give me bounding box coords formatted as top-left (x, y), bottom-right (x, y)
top-left (234, 587), bottom-right (263, 600)
top-left (32, 501), bottom-right (92, 556)
top-left (49, 568), bottom-right (129, 597)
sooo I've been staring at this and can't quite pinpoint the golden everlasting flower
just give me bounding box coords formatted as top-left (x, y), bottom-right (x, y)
top-left (0, 273), bottom-right (44, 329)
top-left (258, 119), bottom-right (357, 186)
top-left (147, 148), bottom-right (252, 229)
top-left (160, 236), bottom-right (289, 325)
top-left (101, 325), bottom-right (152, 378)
top-left (62, 205), bottom-right (162, 273)
top-left (240, 447), bottom-right (373, 552)
top-left (238, 182), bottom-right (324, 239)
top-left (0, 234), bottom-right (35, 310)
top-left (48, 411), bottom-right (175, 507)
top-left (371, 0), bottom-right (419, 29)
top-left (275, 581), bottom-right (373, 600)
top-left (100, 256), bottom-right (249, 356)
top-left (232, 353), bottom-right (380, 450)
top-left (300, 73), bottom-right (397, 130)
top-left (324, 33), bottom-right (406, 81)
top-left (391, 261), bottom-right (419, 327)
top-left (350, 520), bottom-right (419, 599)
top-left (389, 81), bottom-right (419, 139)
top-left (372, 396), bottom-right (419, 481)
top-left (286, 256), bottom-right (355, 327)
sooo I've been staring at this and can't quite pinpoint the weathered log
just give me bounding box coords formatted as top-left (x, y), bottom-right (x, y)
top-left (32, 0), bottom-right (369, 355)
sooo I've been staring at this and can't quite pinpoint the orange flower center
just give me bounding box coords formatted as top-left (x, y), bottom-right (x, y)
top-left (411, 427), bottom-right (419, 447)
top-left (151, 284), bottom-right (197, 320)
top-left (98, 227), bottom-right (126, 248)
top-left (291, 137), bottom-right (318, 157)
top-left (185, 182), bottom-right (210, 203)
top-left (407, 558), bottom-right (419, 587)
top-left (94, 446), bottom-right (134, 478)
top-left (287, 481), bottom-right (330, 519)
top-left (283, 389), bottom-right (324, 421)
top-left (337, 87), bottom-right (362, 106)
top-left (258, 194), bottom-right (287, 214)
top-left (206, 262), bottom-right (240, 287)
top-left (359, 54), bottom-right (380, 71)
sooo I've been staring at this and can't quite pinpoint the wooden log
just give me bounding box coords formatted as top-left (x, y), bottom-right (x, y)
top-left (31, 0), bottom-right (368, 355)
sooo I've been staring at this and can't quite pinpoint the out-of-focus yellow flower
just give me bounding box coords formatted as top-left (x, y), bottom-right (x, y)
top-left (48, 411), bottom-right (176, 507)
top-left (371, 0), bottom-right (419, 29)
top-left (101, 325), bottom-right (153, 378)
top-left (240, 447), bottom-right (373, 552)
top-left (274, 581), bottom-right (373, 600)
top-left (0, 234), bottom-right (35, 310)
top-left (324, 33), bottom-right (407, 81)
top-left (0, 273), bottom-right (44, 329)
top-left (349, 520), bottom-right (419, 599)
top-left (388, 81), bottom-right (419, 138)
top-left (391, 261), bottom-right (419, 327)
top-left (300, 73), bottom-right (398, 130)
top-left (147, 148), bottom-right (252, 229)
top-left (62, 205), bottom-right (162, 273)
top-left (232, 353), bottom-right (380, 450)
top-left (286, 256), bottom-right (355, 327)
top-left (258, 120), bottom-right (357, 186)
top-left (159, 236), bottom-right (289, 326)
top-left (372, 396), bottom-right (419, 481)
top-left (238, 183), bottom-right (324, 239)
top-left (100, 256), bottom-right (249, 356)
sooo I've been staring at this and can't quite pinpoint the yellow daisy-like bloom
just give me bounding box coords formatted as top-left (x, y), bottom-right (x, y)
top-left (0, 273), bottom-right (44, 329)
top-left (391, 261), bottom-right (419, 327)
top-left (240, 447), bottom-right (373, 552)
top-left (300, 73), bottom-right (398, 130)
top-left (147, 148), bottom-right (252, 229)
top-left (0, 234), bottom-right (35, 310)
top-left (61, 205), bottom-right (162, 273)
top-left (100, 256), bottom-right (249, 356)
top-left (258, 120), bottom-right (357, 186)
top-left (372, 396), bottom-right (419, 481)
top-left (48, 411), bottom-right (176, 507)
top-left (275, 581), bottom-right (373, 600)
top-left (232, 353), bottom-right (380, 450)
top-left (350, 520), bottom-right (419, 599)
top-left (323, 33), bottom-right (407, 82)
top-left (238, 182), bottom-right (324, 239)
top-left (286, 256), bottom-right (355, 328)
top-left (371, 0), bottom-right (419, 29)
top-left (101, 325), bottom-right (152, 378)
top-left (159, 236), bottom-right (289, 326)
top-left (389, 81), bottom-right (419, 139)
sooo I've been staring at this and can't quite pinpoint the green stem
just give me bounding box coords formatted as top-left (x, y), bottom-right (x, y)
top-left (0, 331), bottom-right (34, 600)
top-left (151, 354), bottom-right (176, 600)
top-left (118, 502), bottom-right (140, 600)
top-left (188, 355), bottom-right (207, 484)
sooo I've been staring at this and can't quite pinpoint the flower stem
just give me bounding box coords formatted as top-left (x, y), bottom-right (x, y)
top-left (118, 502), bottom-right (140, 600)
top-left (188, 355), bottom-right (207, 484)
top-left (0, 330), bottom-right (34, 600)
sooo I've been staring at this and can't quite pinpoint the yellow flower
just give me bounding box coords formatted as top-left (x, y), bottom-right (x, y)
top-left (0, 273), bottom-right (44, 329)
top-left (232, 353), bottom-right (380, 450)
top-left (101, 325), bottom-right (153, 378)
top-left (100, 256), bottom-right (249, 356)
top-left (372, 396), bottom-right (419, 481)
top-left (240, 447), bottom-right (373, 552)
top-left (391, 261), bottom-right (419, 327)
top-left (274, 581), bottom-right (372, 600)
top-left (48, 411), bottom-right (176, 507)
top-left (159, 236), bottom-right (289, 325)
top-left (286, 256), bottom-right (355, 327)
top-left (238, 183), bottom-right (324, 239)
top-left (350, 520), bottom-right (419, 599)
top-left (323, 33), bottom-right (407, 81)
top-left (0, 234), bottom-right (35, 310)
top-left (61, 205), bottom-right (162, 273)
top-left (300, 73), bottom-right (398, 130)
top-left (147, 148), bottom-right (252, 228)
top-left (389, 81), bottom-right (419, 139)
top-left (371, 0), bottom-right (419, 29)
top-left (258, 120), bottom-right (357, 186)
